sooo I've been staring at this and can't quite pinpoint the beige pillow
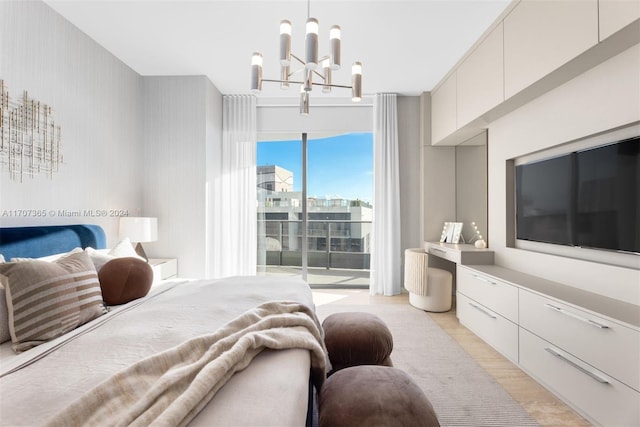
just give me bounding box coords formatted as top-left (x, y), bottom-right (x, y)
top-left (85, 238), bottom-right (145, 272)
top-left (0, 251), bottom-right (107, 352)
top-left (0, 256), bottom-right (8, 343)
top-left (0, 283), bottom-right (9, 344)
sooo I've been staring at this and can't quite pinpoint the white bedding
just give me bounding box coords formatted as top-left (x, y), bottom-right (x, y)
top-left (0, 275), bottom-right (317, 426)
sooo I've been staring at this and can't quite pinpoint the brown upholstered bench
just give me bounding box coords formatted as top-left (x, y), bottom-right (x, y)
top-left (318, 365), bottom-right (440, 427)
top-left (322, 311), bottom-right (393, 376)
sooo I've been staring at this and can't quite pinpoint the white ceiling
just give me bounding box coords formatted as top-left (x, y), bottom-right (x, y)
top-left (44, 0), bottom-right (512, 99)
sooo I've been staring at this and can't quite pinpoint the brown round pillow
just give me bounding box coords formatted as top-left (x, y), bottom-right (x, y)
top-left (98, 257), bottom-right (153, 305)
top-left (322, 312), bottom-right (393, 375)
top-left (318, 365), bottom-right (440, 427)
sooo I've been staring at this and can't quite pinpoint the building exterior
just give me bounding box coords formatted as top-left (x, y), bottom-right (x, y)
top-left (257, 165), bottom-right (293, 192)
top-left (257, 165), bottom-right (372, 269)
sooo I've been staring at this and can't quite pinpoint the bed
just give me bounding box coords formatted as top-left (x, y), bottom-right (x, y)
top-left (0, 224), bottom-right (325, 426)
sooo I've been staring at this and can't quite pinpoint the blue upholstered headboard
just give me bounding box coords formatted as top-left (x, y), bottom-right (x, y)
top-left (0, 224), bottom-right (106, 260)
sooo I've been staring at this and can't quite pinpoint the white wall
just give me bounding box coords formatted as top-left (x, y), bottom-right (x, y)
top-left (257, 98), bottom-right (373, 138)
top-left (488, 44), bottom-right (640, 303)
top-left (398, 96), bottom-right (423, 258)
top-left (0, 0), bottom-right (143, 244)
top-left (141, 76), bottom-right (222, 278)
top-left (205, 80), bottom-right (224, 279)
top-left (1, 2), bottom-right (224, 278)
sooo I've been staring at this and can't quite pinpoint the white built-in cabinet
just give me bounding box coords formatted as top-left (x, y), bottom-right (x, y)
top-left (430, 73), bottom-right (457, 144)
top-left (456, 264), bottom-right (640, 427)
top-left (503, 0), bottom-right (598, 99)
top-left (599, 0), bottom-right (640, 41)
top-left (456, 266), bottom-right (518, 362)
top-left (430, 0), bottom-right (639, 145)
top-left (456, 22), bottom-right (504, 128)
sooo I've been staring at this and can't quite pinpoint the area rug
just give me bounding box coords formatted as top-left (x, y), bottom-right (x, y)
top-left (316, 303), bottom-right (539, 427)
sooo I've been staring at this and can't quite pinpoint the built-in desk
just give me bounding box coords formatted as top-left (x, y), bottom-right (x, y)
top-left (424, 241), bottom-right (494, 265)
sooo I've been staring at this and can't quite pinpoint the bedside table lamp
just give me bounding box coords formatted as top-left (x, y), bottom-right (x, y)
top-left (119, 217), bottom-right (158, 261)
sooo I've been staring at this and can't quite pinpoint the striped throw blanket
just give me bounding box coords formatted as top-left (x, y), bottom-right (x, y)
top-left (46, 300), bottom-right (328, 427)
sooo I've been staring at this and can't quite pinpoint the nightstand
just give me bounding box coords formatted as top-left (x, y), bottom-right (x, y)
top-left (148, 258), bottom-right (178, 281)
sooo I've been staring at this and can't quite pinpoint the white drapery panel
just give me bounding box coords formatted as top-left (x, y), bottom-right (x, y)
top-left (215, 95), bottom-right (257, 277)
top-left (370, 93), bottom-right (401, 295)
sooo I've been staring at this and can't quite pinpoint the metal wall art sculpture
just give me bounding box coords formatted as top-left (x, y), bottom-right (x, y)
top-left (0, 80), bottom-right (62, 182)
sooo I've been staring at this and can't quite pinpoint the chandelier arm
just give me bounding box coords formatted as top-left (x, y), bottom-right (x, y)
top-left (311, 69), bottom-right (325, 81)
top-left (262, 79), bottom-right (353, 90)
top-left (315, 82), bottom-right (352, 89)
top-left (288, 68), bottom-right (305, 77)
top-left (290, 53), bottom-right (306, 66)
top-left (263, 79), bottom-right (306, 85)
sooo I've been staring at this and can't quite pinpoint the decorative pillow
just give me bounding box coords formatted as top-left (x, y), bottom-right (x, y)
top-left (85, 239), bottom-right (144, 272)
top-left (109, 237), bottom-right (145, 259)
top-left (0, 251), bottom-right (107, 352)
top-left (98, 257), bottom-right (153, 305)
top-left (85, 247), bottom-right (117, 272)
top-left (11, 247), bottom-right (83, 263)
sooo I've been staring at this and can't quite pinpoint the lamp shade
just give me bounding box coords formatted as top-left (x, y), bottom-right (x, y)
top-left (119, 217), bottom-right (158, 242)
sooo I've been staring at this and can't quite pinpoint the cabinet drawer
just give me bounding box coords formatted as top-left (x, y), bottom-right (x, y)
top-left (427, 245), bottom-right (460, 264)
top-left (457, 292), bottom-right (519, 363)
top-left (520, 290), bottom-right (639, 392)
top-left (520, 329), bottom-right (640, 426)
top-left (457, 266), bottom-right (518, 322)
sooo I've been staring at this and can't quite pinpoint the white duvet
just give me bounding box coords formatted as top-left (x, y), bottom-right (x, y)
top-left (0, 276), bottom-right (316, 426)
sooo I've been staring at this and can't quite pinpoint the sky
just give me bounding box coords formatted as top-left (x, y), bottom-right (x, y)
top-left (257, 133), bottom-right (373, 203)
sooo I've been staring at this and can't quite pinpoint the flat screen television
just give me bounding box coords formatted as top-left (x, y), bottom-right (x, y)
top-left (516, 136), bottom-right (639, 254)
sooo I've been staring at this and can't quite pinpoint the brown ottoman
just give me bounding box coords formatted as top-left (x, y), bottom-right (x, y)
top-left (318, 365), bottom-right (440, 427)
top-left (322, 312), bottom-right (393, 375)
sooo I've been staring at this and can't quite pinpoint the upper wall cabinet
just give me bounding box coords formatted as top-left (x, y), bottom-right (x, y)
top-left (431, 73), bottom-right (457, 144)
top-left (429, 0), bottom-right (637, 146)
top-left (599, 0), bottom-right (640, 41)
top-left (504, 0), bottom-right (599, 99)
top-left (457, 23), bottom-right (504, 128)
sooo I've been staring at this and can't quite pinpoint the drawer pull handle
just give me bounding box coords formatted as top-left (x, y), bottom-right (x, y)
top-left (431, 248), bottom-right (446, 255)
top-left (544, 347), bottom-right (610, 384)
top-left (468, 302), bottom-right (497, 319)
top-left (544, 304), bottom-right (610, 329)
top-left (472, 274), bottom-right (497, 285)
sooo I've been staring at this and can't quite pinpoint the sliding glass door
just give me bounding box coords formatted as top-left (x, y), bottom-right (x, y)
top-left (257, 132), bottom-right (373, 287)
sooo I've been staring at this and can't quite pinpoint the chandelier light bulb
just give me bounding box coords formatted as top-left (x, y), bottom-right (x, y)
top-left (299, 86), bottom-right (310, 115)
top-left (304, 69), bottom-right (313, 92)
top-left (305, 18), bottom-right (319, 70)
top-left (251, 52), bottom-right (263, 92)
top-left (329, 25), bottom-right (341, 70)
top-left (351, 61), bottom-right (362, 102)
top-left (279, 20), bottom-right (292, 66)
top-left (280, 65), bottom-right (290, 90)
top-left (322, 59), bottom-right (332, 93)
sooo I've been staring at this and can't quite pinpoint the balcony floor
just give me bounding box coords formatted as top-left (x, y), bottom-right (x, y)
top-left (258, 266), bottom-right (369, 287)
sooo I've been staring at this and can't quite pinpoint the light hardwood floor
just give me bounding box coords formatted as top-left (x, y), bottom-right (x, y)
top-left (312, 288), bottom-right (592, 427)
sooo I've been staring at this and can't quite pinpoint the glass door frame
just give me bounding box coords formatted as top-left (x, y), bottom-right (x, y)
top-left (301, 133), bottom-right (308, 281)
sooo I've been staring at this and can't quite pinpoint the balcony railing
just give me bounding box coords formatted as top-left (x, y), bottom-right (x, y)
top-left (257, 219), bottom-right (371, 270)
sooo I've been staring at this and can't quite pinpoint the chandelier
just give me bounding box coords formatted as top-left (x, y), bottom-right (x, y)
top-left (250, 1), bottom-right (362, 115)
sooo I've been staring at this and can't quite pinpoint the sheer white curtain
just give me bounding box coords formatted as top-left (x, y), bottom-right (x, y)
top-left (215, 95), bottom-right (257, 277)
top-left (370, 93), bottom-right (401, 295)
